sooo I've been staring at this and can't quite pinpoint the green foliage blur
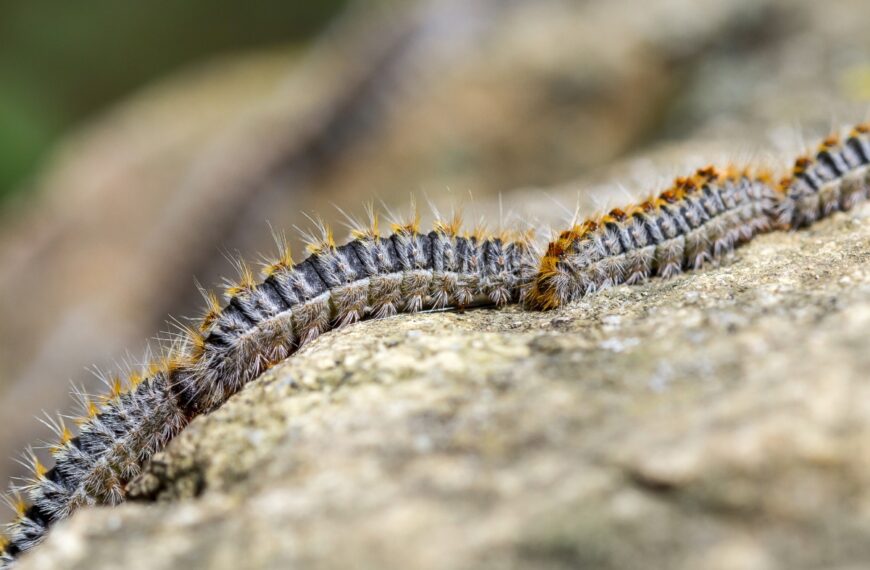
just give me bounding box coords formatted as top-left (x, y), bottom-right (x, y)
top-left (0, 0), bottom-right (347, 201)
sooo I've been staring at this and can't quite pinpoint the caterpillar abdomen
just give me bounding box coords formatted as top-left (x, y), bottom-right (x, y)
top-left (1, 370), bottom-right (188, 564)
top-left (526, 168), bottom-right (780, 310)
top-left (778, 126), bottom-right (870, 229)
top-left (175, 223), bottom-right (538, 414)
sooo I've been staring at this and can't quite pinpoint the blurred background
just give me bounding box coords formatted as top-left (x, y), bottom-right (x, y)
top-left (0, 0), bottom-right (869, 493)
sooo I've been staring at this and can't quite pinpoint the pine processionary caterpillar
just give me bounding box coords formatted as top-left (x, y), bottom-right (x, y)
top-left (776, 124), bottom-right (870, 229)
top-left (527, 124), bottom-right (870, 309)
top-left (2, 123), bottom-right (870, 568)
top-left (0, 370), bottom-right (184, 561)
top-left (173, 211), bottom-right (540, 414)
top-left (0, 207), bottom-right (540, 568)
top-left (525, 167), bottom-right (780, 309)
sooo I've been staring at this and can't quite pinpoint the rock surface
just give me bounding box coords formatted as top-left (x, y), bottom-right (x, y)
top-left (4, 0), bottom-right (870, 491)
top-left (18, 204), bottom-right (870, 570)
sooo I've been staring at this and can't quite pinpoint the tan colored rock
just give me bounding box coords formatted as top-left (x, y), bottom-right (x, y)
top-left (18, 204), bottom-right (870, 570)
top-left (4, 0), bottom-right (870, 489)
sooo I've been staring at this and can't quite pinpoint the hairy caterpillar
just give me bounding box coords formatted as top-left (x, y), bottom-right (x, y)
top-left (525, 167), bottom-right (780, 309)
top-left (776, 124), bottom-right (870, 228)
top-left (173, 211), bottom-right (539, 413)
top-left (0, 208), bottom-right (539, 568)
top-left (3, 123), bottom-right (870, 568)
top-left (527, 123), bottom-right (870, 309)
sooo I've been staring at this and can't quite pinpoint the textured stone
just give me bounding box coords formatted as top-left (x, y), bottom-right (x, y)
top-left (18, 204), bottom-right (870, 570)
top-left (4, 0), bottom-right (869, 488)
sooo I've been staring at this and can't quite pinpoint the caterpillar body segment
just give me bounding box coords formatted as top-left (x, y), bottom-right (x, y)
top-left (174, 224), bottom-right (541, 414)
top-left (778, 124), bottom-right (870, 229)
top-left (526, 168), bottom-right (780, 310)
top-left (2, 369), bottom-right (189, 564)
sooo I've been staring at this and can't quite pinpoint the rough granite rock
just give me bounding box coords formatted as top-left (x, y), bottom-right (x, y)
top-left (16, 204), bottom-right (870, 570)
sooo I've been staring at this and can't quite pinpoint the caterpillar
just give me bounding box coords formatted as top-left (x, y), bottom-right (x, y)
top-left (0, 207), bottom-right (540, 568)
top-left (2, 123), bottom-right (870, 568)
top-left (776, 124), bottom-right (870, 229)
top-left (525, 167), bottom-right (781, 309)
top-left (527, 123), bottom-right (870, 309)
